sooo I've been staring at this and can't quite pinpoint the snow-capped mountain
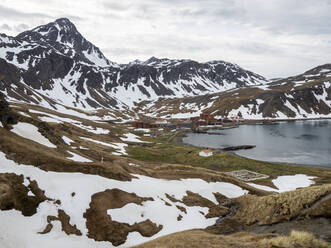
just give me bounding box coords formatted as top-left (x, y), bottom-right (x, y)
top-left (117, 57), bottom-right (265, 100)
top-left (140, 64), bottom-right (331, 119)
top-left (2, 18), bottom-right (117, 69)
top-left (0, 18), bottom-right (266, 111)
top-left (4, 18), bottom-right (329, 120)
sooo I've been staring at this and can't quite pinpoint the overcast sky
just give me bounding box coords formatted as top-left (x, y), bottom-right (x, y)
top-left (1, 0), bottom-right (331, 78)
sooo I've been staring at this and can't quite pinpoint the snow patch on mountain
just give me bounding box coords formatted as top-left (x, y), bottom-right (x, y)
top-left (11, 122), bottom-right (57, 148)
top-left (66, 151), bottom-right (93, 163)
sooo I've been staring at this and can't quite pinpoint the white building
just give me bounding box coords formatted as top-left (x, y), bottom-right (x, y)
top-left (155, 119), bottom-right (168, 125)
top-left (199, 149), bottom-right (213, 157)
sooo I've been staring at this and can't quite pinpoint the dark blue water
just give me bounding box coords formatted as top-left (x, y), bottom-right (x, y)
top-left (183, 120), bottom-right (331, 167)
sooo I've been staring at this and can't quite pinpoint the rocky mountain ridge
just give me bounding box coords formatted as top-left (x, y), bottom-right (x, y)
top-left (0, 18), bottom-right (266, 112)
top-left (1, 18), bottom-right (330, 120)
top-left (140, 64), bottom-right (331, 119)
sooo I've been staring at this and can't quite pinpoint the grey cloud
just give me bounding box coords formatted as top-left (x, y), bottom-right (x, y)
top-left (165, 0), bottom-right (331, 36)
top-left (0, 24), bottom-right (12, 31)
top-left (14, 24), bottom-right (29, 32)
top-left (103, 47), bottom-right (150, 57)
top-left (0, 4), bottom-right (52, 19)
top-left (61, 14), bottom-right (84, 22)
top-left (2, 0), bottom-right (331, 78)
top-left (235, 1), bottom-right (331, 36)
top-left (102, 33), bottom-right (212, 62)
top-left (102, 2), bottom-right (131, 11)
top-left (172, 8), bottom-right (209, 18)
top-left (93, 10), bottom-right (124, 19)
top-left (229, 42), bottom-right (283, 55)
top-left (130, 3), bottom-right (162, 20)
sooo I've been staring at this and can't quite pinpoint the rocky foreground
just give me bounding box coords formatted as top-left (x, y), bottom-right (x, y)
top-left (137, 184), bottom-right (331, 247)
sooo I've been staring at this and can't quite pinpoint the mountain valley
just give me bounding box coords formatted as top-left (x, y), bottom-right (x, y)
top-left (0, 18), bottom-right (330, 248)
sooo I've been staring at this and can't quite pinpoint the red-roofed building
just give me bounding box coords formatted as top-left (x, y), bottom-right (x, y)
top-left (199, 149), bottom-right (213, 157)
top-left (155, 119), bottom-right (168, 125)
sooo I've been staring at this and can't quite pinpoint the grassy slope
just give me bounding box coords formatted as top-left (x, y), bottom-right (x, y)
top-left (4, 103), bottom-right (331, 185)
top-left (128, 133), bottom-right (331, 184)
top-left (133, 230), bottom-right (266, 248)
top-left (1, 103), bottom-right (331, 247)
top-left (134, 229), bottom-right (331, 248)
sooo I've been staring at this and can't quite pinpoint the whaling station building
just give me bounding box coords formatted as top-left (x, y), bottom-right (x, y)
top-left (131, 114), bottom-right (242, 130)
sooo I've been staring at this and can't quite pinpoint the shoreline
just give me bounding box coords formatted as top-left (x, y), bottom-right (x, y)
top-left (175, 130), bottom-right (331, 171)
top-left (238, 117), bottom-right (331, 125)
top-left (225, 151), bottom-right (331, 170)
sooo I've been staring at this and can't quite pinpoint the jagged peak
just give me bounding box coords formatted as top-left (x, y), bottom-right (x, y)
top-left (142, 57), bottom-right (195, 67)
top-left (52, 18), bottom-right (78, 33)
top-left (54, 17), bottom-right (74, 26)
top-left (207, 60), bottom-right (227, 65)
top-left (128, 59), bottom-right (143, 65)
top-left (15, 17), bottom-right (81, 43)
top-left (11, 18), bottom-right (119, 68)
top-left (206, 60), bottom-right (243, 69)
top-left (144, 56), bottom-right (161, 64)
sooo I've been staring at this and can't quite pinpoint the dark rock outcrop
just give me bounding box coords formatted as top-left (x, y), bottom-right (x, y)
top-left (0, 173), bottom-right (48, 216)
top-left (0, 92), bottom-right (17, 127)
top-left (84, 188), bottom-right (161, 246)
top-left (223, 145), bottom-right (256, 151)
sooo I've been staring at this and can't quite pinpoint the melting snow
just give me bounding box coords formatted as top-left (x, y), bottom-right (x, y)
top-left (82, 50), bottom-right (109, 67)
top-left (18, 112), bottom-right (31, 118)
top-left (66, 151), bottom-right (93, 163)
top-left (134, 128), bottom-right (150, 133)
top-left (80, 137), bottom-right (128, 156)
top-left (11, 122), bottom-right (56, 148)
top-left (38, 116), bottom-right (63, 124)
top-left (248, 174), bottom-right (315, 192)
top-left (62, 136), bottom-right (74, 145)
top-left (120, 133), bottom-right (146, 143)
top-left (272, 174), bottom-right (316, 192)
top-left (0, 151), bottom-right (248, 247)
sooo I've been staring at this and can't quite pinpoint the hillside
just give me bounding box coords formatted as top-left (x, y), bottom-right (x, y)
top-left (0, 96), bottom-right (330, 247)
top-left (139, 64), bottom-right (331, 119)
top-left (0, 18), bottom-right (331, 248)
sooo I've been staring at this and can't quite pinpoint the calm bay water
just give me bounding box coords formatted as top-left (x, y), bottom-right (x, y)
top-left (183, 120), bottom-right (331, 167)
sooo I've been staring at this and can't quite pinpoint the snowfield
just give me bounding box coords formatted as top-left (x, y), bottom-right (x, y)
top-left (0, 151), bottom-right (247, 247)
top-left (120, 133), bottom-right (147, 143)
top-left (79, 137), bottom-right (128, 156)
top-left (29, 109), bottom-right (111, 134)
top-left (62, 136), bottom-right (74, 145)
top-left (66, 151), bottom-right (93, 163)
top-left (0, 150), bottom-right (319, 248)
top-left (248, 174), bottom-right (316, 192)
top-left (11, 122), bottom-right (57, 148)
